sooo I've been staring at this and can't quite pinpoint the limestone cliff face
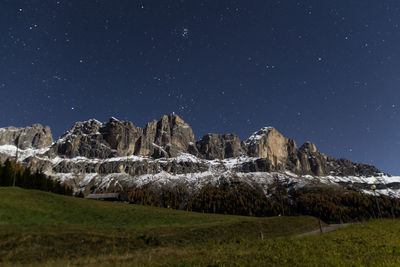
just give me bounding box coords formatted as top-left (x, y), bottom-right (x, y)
top-left (137, 113), bottom-right (196, 158)
top-left (102, 117), bottom-right (143, 157)
top-left (0, 114), bottom-right (384, 178)
top-left (48, 114), bottom-right (195, 159)
top-left (196, 133), bottom-right (244, 160)
top-left (242, 128), bottom-right (380, 177)
top-left (297, 142), bottom-right (327, 176)
top-left (0, 124), bottom-right (53, 149)
top-left (246, 127), bottom-right (295, 171)
top-left (152, 114), bottom-right (196, 157)
top-left (49, 119), bottom-right (112, 158)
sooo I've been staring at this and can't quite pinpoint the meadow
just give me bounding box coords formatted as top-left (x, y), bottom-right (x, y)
top-left (0, 187), bottom-right (399, 266)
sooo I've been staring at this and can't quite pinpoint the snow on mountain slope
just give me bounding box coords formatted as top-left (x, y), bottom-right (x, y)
top-left (0, 145), bottom-right (50, 161)
top-left (1, 142), bottom-right (400, 198)
top-left (245, 127), bottom-right (274, 145)
top-left (0, 115), bottom-right (398, 199)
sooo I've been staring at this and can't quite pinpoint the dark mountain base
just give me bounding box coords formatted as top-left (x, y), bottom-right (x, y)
top-left (127, 177), bottom-right (400, 223)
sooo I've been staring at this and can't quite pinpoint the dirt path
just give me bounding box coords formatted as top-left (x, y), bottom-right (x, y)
top-left (296, 223), bottom-right (352, 237)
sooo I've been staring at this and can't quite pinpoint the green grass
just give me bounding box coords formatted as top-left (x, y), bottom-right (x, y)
top-left (1, 187), bottom-right (400, 266)
top-left (0, 187), bottom-right (320, 265)
top-left (0, 186), bottom-right (249, 228)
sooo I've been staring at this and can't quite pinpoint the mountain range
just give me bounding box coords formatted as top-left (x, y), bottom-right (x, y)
top-left (0, 113), bottom-right (399, 199)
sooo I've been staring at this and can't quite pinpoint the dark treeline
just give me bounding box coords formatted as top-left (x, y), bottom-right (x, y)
top-left (128, 176), bottom-right (400, 223)
top-left (0, 159), bottom-right (73, 196)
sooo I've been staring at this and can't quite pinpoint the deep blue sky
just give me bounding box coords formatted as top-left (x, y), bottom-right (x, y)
top-left (1, 1), bottom-right (399, 174)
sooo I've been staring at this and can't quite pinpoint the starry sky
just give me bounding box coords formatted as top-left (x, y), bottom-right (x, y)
top-left (1, 1), bottom-right (399, 174)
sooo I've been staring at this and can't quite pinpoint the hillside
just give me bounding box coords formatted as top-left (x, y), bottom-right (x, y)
top-left (1, 187), bottom-right (400, 266)
top-left (0, 187), bottom-right (320, 265)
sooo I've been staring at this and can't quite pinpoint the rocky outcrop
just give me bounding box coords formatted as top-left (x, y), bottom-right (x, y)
top-left (48, 158), bottom-right (209, 176)
top-left (326, 158), bottom-right (381, 177)
top-left (140, 114), bottom-right (196, 157)
top-left (246, 127), bottom-right (298, 171)
top-left (0, 124), bottom-right (53, 149)
top-left (48, 119), bottom-right (114, 158)
top-left (295, 142), bottom-right (327, 176)
top-left (242, 129), bottom-right (380, 177)
top-left (48, 114), bottom-right (196, 159)
top-left (0, 114), bottom-right (384, 180)
top-left (196, 133), bottom-right (244, 160)
top-left (102, 117), bottom-right (143, 156)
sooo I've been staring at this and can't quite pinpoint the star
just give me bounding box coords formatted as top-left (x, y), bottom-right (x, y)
top-left (182, 28), bottom-right (189, 38)
top-left (1, 1), bottom-right (399, 175)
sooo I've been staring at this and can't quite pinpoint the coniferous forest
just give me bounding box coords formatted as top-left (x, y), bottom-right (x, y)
top-left (128, 176), bottom-right (400, 223)
top-left (0, 159), bottom-right (73, 196)
top-left (1, 158), bottom-right (399, 223)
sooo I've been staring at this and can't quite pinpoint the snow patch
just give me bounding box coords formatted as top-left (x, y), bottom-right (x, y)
top-left (245, 127), bottom-right (274, 145)
top-left (0, 145), bottom-right (50, 161)
top-left (152, 143), bottom-right (168, 154)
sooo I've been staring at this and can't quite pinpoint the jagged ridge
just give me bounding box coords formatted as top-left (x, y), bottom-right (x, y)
top-left (0, 113), bottom-right (397, 199)
top-left (37, 113), bottom-right (381, 177)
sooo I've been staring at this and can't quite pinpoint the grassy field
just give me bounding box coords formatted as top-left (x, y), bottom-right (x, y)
top-left (1, 187), bottom-right (399, 266)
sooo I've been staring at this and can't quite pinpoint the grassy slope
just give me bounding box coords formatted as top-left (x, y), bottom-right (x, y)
top-left (1, 187), bottom-right (399, 266)
top-left (0, 187), bottom-right (320, 265)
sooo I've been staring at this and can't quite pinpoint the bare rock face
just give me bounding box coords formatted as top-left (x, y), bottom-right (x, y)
top-left (49, 119), bottom-right (112, 158)
top-left (0, 124), bottom-right (53, 149)
top-left (242, 130), bottom-right (377, 177)
top-left (246, 127), bottom-right (295, 170)
top-left (155, 114), bottom-right (196, 156)
top-left (196, 133), bottom-right (244, 159)
top-left (298, 142), bottom-right (327, 176)
top-left (0, 114), bottom-right (384, 183)
top-left (49, 114), bottom-right (196, 159)
top-left (50, 118), bottom-right (145, 158)
top-left (137, 114), bottom-right (196, 157)
top-left (300, 142), bottom-right (317, 154)
top-left (325, 157), bottom-right (381, 177)
top-left (101, 117), bottom-right (143, 156)
top-left (240, 158), bottom-right (273, 172)
top-left (137, 120), bottom-right (158, 157)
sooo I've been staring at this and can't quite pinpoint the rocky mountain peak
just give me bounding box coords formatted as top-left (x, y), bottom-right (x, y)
top-left (167, 113), bottom-right (186, 125)
top-left (196, 133), bottom-right (244, 160)
top-left (0, 114), bottom-right (387, 181)
top-left (101, 117), bottom-right (142, 156)
top-left (144, 113), bottom-right (195, 157)
top-left (245, 126), bottom-right (275, 146)
top-left (246, 127), bottom-right (290, 168)
top-left (300, 142), bottom-right (318, 153)
top-left (0, 124), bottom-right (53, 149)
top-left (64, 119), bottom-right (102, 137)
top-left (109, 117), bottom-right (120, 123)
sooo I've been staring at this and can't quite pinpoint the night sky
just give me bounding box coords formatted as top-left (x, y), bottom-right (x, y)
top-left (1, 1), bottom-right (399, 174)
